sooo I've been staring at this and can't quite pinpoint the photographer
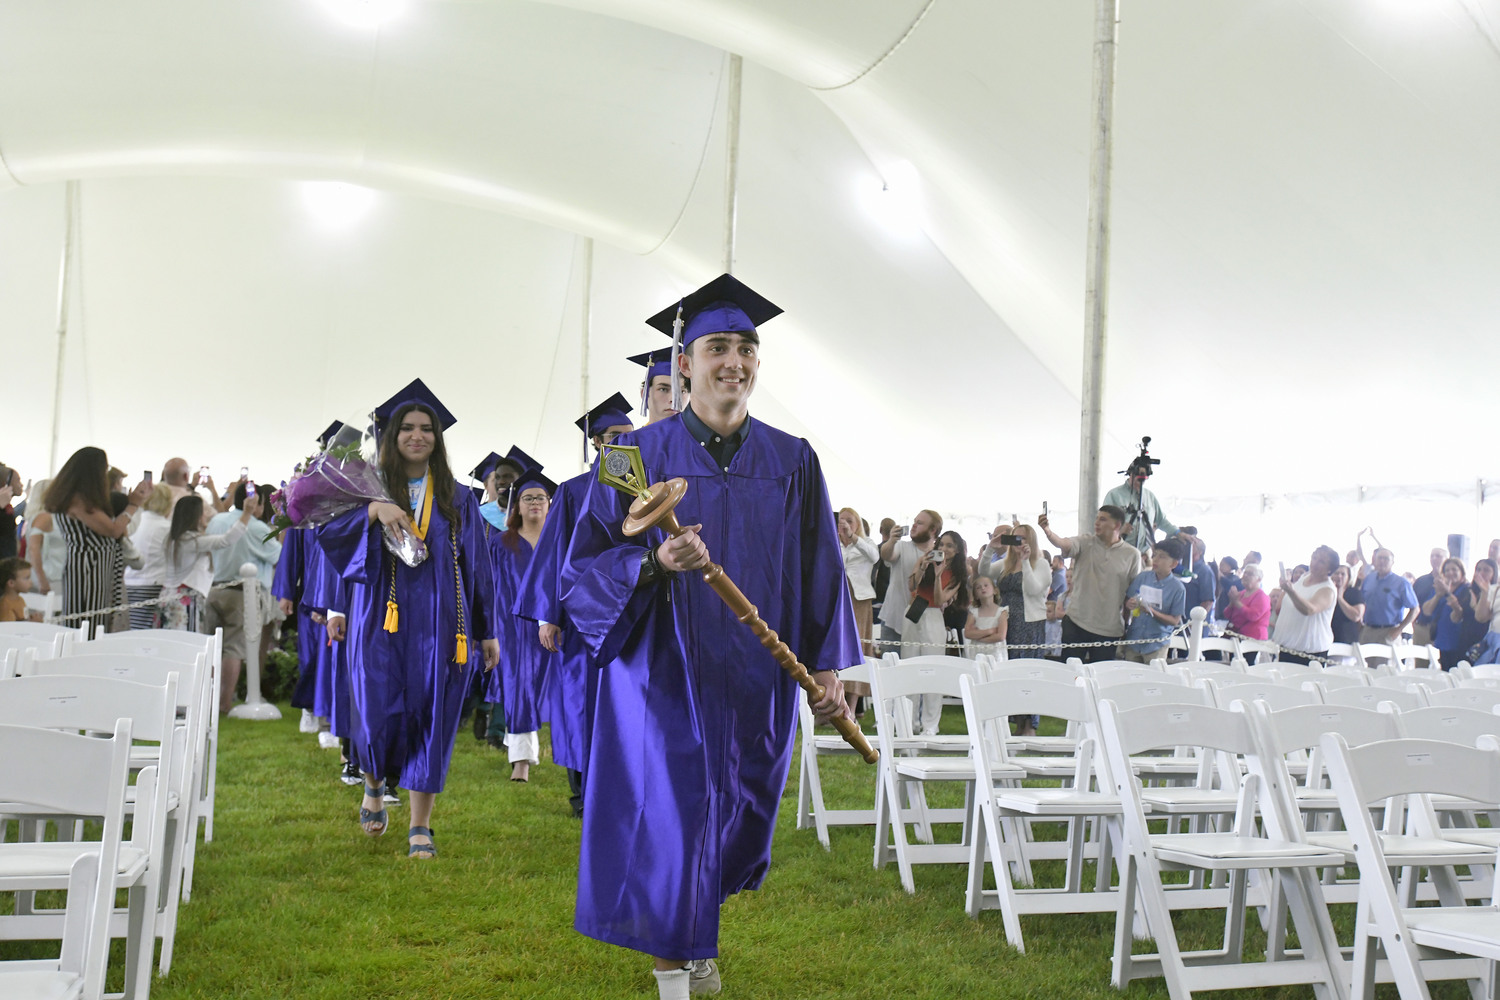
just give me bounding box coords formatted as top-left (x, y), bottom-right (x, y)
top-left (1038, 505), bottom-right (1139, 663)
top-left (877, 509), bottom-right (940, 655)
top-left (1103, 440), bottom-right (1176, 557)
top-left (901, 530), bottom-right (964, 735)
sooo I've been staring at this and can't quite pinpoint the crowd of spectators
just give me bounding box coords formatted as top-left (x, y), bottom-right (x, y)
top-left (2, 449), bottom-right (284, 707)
top-left (836, 466), bottom-right (1500, 680)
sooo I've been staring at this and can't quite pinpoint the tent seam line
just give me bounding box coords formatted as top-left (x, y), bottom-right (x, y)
top-left (641, 52), bottom-right (730, 257)
top-left (0, 137), bottom-right (23, 187)
top-left (815, 0), bottom-right (939, 92)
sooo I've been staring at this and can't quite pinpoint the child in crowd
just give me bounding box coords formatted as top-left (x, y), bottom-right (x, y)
top-left (1119, 538), bottom-right (1187, 663)
top-left (0, 558), bottom-right (42, 622)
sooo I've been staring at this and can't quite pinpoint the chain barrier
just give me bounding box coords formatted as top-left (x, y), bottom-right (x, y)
top-left (870, 621), bottom-right (1192, 655)
top-left (48, 579), bottom-right (250, 625)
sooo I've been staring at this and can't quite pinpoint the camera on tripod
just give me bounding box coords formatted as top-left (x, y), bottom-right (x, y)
top-left (1122, 436), bottom-right (1160, 479)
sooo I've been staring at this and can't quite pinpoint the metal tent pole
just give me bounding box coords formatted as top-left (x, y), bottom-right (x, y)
top-left (723, 53), bottom-right (742, 274)
top-left (48, 181), bottom-right (79, 476)
top-left (579, 237), bottom-right (594, 470)
top-left (1078, 0), bottom-right (1119, 521)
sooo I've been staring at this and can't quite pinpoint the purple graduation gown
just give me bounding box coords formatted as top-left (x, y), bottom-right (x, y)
top-left (484, 530), bottom-right (553, 734)
top-left (271, 527), bottom-right (317, 711)
top-left (272, 528), bottom-right (341, 722)
top-left (561, 415), bottom-right (860, 959)
top-left (513, 471), bottom-right (591, 773)
top-left (303, 537), bottom-right (352, 738)
top-left (318, 485), bottom-right (494, 793)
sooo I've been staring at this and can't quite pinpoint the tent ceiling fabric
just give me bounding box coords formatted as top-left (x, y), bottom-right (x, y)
top-left (4, 0), bottom-right (1499, 524)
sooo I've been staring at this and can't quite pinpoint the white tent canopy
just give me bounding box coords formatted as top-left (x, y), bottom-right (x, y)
top-left (4, 0), bottom-right (1499, 552)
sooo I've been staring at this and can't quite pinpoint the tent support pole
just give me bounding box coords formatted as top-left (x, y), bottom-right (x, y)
top-left (48, 180), bottom-right (79, 477)
top-left (723, 53), bottom-right (742, 275)
top-left (1078, 0), bottom-right (1118, 521)
top-left (580, 236), bottom-right (594, 471)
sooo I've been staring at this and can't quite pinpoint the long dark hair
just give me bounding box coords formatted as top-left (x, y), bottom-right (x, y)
top-left (378, 402), bottom-right (460, 530)
top-left (44, 446), bottom-right (111, 515)
top-left (939, 530), bottom-right (971, 610)
top-left (168, 495), bottom-right (205, 564)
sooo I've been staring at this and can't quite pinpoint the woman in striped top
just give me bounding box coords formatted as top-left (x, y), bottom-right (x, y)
top-left (42, 447), bottom-right (151, 634)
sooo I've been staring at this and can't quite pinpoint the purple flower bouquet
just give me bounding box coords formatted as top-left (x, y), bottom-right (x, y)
top-left (269, 449), bottom-right (428, 567)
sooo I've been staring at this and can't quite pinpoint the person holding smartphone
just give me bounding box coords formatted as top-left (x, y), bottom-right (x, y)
top-left (902, 529), bottom-right (964, 735)
top-left (877, 509), bottom-right (940, 655)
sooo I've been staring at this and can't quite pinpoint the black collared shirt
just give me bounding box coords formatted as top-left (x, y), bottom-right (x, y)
top-left (679, 404), bottom-right (749, 472)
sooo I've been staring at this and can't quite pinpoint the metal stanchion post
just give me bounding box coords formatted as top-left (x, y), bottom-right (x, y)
top-left (228, 563), bottom-right (281, 721)
top-left (1187, 605), bottom-right (1207, 662)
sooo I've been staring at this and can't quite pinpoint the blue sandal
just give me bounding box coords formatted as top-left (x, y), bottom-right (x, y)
top-left (408, 826), bottom-right (436, 859)
top-left (360, 783), bottom-right (388, 837)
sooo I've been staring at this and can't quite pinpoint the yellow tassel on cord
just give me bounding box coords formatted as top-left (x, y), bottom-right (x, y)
top-left (384, 601), bottom-right (399, 633)
top-left (455, 633), bottom-right (468, 662)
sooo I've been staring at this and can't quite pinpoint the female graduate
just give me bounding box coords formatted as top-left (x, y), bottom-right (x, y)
top-left (485, 466), bottom-right (557, 783)
top-left (318, 380), bottom-right (499, 859)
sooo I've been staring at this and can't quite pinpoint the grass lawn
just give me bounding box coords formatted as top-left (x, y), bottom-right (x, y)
top-left (6, 704), bottom-right (1470, 998)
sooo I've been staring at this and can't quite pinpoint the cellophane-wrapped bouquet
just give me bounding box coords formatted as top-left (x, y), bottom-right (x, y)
top-left (268, 435), bottom-right (428, 568)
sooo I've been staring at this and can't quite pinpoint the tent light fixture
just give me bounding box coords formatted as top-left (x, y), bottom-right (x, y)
top-left (301, 181), bottom-right (377, 228)
top-left (319, 0), bottom-right (406, 30)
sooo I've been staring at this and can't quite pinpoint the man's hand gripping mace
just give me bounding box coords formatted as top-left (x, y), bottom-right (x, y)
top-left (613, 470), bottom-right (878, 764)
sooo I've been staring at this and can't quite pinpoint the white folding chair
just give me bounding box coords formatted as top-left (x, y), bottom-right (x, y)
top-left (1304, 671), bottom-right (1369, 693)
top-left (0, 674), bottom-right (181, 999)
top-left (982, 659), bottom-right (1086, 754)
top-left (1195, 635), bottom-right (1242, 662)
top-left (1325, 642), bottom-right (1361, 667)
top-left (1316, 683), bottom-right (1425, 712)
top-left (27, 651), bottom-right (207, 962)
top-left (1096, 699), bottom-right (1347, 999)
top-left (961, 674), bottom-right (1125, 950)
top-left (1389, 643), bottom-right (1441, 671)
top-left (1355, 642), bottom-right (1398, 672)
top-left (19, 591), bottom-right (60, 623)
top-left (1205, 679), bottom-right (1321, 714)
top-left (0, 854), bottom-right (103, 1000)
top-left (0, 720), bottom-right (142, 1000)
top-left (1425, 686), bottom-right (1500, 712)
top-left (795, 660), bottom-right (877, 850)
top-left (869, 655), bottom-right (1022, 893)
top-left (1237, 638), bottom-right (1280, 664)
top-left (1322, 734), bottom-right (1500, 1000)
top-left (1373, 671), bottom-right (1453, 696)
top-left (73, 632), bottom-right (220, 893)
top-left (0, 620), bottom-right (85, 646)
top-left (0, 633), bottom-right (65, 665)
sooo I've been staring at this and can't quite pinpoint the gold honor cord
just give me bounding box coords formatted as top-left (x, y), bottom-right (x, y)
top-left (596, 444), bottom-right (878, 763)
top-left (384, 473), bottom-right (435, 635)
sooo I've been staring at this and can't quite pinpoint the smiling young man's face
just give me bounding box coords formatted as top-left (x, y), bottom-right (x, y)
top-left (680, 333), bottom-right (759, 410)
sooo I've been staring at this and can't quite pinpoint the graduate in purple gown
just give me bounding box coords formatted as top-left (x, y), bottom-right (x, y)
top-left (276, 420), bottom-right (346, 747)
top-left (627, 346), bottom-right (687, 425)
top-left (317, 380), bottom-right (499, 859)
top-left (561, 276), bottom-right (860, 999)
top-left (472, 446), bottom-right (541, 746)
top-left (313, 544), bottom-right (361, 784)
top-left (484, 466), bottom-right (557, 783)
top-left (514, 392), bottom-right (634, 816)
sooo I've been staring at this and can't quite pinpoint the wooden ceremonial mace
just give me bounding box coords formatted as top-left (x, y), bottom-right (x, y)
top-left (619, 476), bottom-right (879, 764)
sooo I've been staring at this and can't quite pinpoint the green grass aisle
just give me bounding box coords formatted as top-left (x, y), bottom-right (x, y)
top-left (99, 707), bottom-right (1459, 998)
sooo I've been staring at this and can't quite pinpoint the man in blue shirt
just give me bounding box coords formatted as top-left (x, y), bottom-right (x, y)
top-left (1120, 538), bottom-right (1188, 663)
top-left (1360, 547), bottom-right (1419, 644)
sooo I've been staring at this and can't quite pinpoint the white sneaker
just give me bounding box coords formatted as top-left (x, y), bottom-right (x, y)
top-left (686, 959), bottom-right (720, 995)
top-left (317, 731), bottom-right (340, 750)
top-left (299, 709), bottom-right (318, 734)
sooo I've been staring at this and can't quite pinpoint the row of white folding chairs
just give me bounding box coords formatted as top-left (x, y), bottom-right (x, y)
top-left (1, 622), bottom-right (227, 849)
top-left (0, 627), bottom-right (223, 984)
top-left (795, 653), bottom-right (1095, 853)
top-left (0, 673), bottom-right (183, 1000)
top-left (961, 669), bottom-right (1500, 998)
